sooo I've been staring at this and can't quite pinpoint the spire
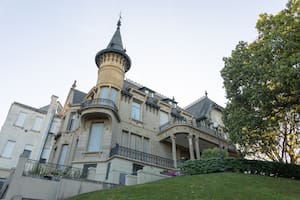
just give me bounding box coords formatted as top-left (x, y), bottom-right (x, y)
top-left (72, 80), bottom-right (77, 88)
top-left (106, 17), bottom-right (124, 51)
top-left (95, 16), bottom-right (131, 72)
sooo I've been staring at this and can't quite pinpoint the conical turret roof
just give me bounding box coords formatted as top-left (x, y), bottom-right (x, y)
top-left (95, 19), bottom-right (131, 72)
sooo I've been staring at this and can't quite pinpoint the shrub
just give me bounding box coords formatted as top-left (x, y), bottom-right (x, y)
top-left (202, 147), bottom-right (228, 159)
top-left (179, 157), bottom-right (300, 180)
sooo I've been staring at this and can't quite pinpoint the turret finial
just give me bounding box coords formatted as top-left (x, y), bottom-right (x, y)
top-left (72, 80), bottom-right (77, 88)
top-left (205, 90), bottom-right (208, 97)
top-left (117, 12), bottom-right (122, 29)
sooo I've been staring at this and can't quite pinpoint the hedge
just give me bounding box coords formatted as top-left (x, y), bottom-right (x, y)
top-left (179, 157), bottom-right (300, 180)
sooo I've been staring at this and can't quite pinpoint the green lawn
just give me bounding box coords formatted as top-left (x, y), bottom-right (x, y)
top-left (69, 173), bottom-right (300, 200)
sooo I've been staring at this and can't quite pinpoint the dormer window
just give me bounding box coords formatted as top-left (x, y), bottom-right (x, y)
top-left (139, 87), bottom-right (155, 98)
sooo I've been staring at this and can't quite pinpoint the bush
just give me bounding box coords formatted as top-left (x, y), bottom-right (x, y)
top-left (179, 157), bottom-right (300, 180)
top-left (202, 147), bottom-right (228, 159)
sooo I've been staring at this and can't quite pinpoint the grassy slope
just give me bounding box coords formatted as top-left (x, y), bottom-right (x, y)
top-left (70, 173), bottom-right (300, 200)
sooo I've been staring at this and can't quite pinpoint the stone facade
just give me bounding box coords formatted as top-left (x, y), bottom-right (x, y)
top-left (47, 21), bottom-right (233, 185)
top-left (0, 20), bottom-right (234, 193)
top-left (0, 96), bottom-right (62, 178)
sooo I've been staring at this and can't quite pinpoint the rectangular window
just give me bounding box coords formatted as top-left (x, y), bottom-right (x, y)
top-left (143, 138), bottom-right (150, 153)
top-left (135, 135), bottom-right (142, 151)
top-left (87, 123), bottom-right (104, 152)
top-left (110, 88), bottom-right (118, 103)
top-left (130, 134), bottom-right (142, 151)
top-left (160, 111), bottom-right (169, 126)
top-left (40, 148), bottom-right (50, 162)
top-left (130, 134), bottom-right (136, 149)
top-left (82, 163), bottom-right (97, 178)
top-left (50, 121), bottom-right (58, 134)
top-left (99, 87), bottom-right (109, 99)
top-left (121, 131), bottom-right (129, 147)
top-left (67, 112), bottom-right (75, 131)
top-left (132, 163), bottom-right (143, 175)
top-left (15, 112), bottom-right (26, 127)
top-left (58, 144), bottom-right (68, 166)
top-left (23, 144), bottom-right (33, 158)
top-left (1, 140), bottom-right (16, 158)
top-left (32, 117), bottom-right (43, 131)
top-left (131, 101), bottom-right (141, 121)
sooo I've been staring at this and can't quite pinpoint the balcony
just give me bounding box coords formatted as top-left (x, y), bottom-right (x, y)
top-left (159, 119), bottom-right (226, 140)
top-left (80, 98), bottom-right (120, 121)
top-left (110, 145), bottom-right (174, 169)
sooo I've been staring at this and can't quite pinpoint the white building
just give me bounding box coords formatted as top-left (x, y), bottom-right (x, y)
top-left (0, 95), bottom-right (62, 178)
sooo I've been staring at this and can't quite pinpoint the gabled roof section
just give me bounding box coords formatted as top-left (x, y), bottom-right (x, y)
top-left (72, 89), bottom-right (87, 104)
top-left (39, 105), bottom-right (50, 113)
top-left (185, 96), bottom-right (223, 120)
top-left (39, 101), bottom-right (63, 115)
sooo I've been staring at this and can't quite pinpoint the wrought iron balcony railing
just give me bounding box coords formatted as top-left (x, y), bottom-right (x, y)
top-left (81, 98), bottom-right (118, 113)
top-left (23, 159), bottom-right (83, 181)
top-left (110, 145), bottom-right (174, 168)
top-left (159, 119), bottom-right (226, 139)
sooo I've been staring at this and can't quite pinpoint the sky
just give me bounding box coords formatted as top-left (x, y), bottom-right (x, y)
top-left (0, 0), bottom-right (288, 127)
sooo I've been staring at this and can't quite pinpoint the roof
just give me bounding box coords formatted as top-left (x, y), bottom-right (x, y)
top-left (107, 22), bottom-right (124, 51)
top-left (72, 89), bottom-right (87, 104)
top-left (95, 19), bottom-right (131, 72)
top-left (185, 96), bottom-right (223, 120)
top-left (14, 102), bottom-right (47, 114)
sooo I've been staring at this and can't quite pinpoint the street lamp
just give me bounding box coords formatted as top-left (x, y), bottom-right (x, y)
top-left (213, 122), bottom-right (223, 159)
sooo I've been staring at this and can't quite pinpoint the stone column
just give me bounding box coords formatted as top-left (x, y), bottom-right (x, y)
top-left (188, 134), bottom-right (195, 160)
top-left (171, 135), bottom-right (177, 168)
top-left (194, 137), bottom-right (200, 159)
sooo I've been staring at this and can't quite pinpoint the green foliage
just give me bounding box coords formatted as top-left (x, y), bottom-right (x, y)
top-left (179, 158), bottom-right (300, 180)
top-left (202, 147), bottom-right (228, 159)
top-left (221, 0), bottom-right (300, 163)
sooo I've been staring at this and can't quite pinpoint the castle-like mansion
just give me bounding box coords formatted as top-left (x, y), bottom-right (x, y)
top-left (0, 20), bottom-right (234, 187)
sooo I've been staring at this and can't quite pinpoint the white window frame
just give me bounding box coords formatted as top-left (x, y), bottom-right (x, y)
top-left (50, 121), bottom-right (58, 134)
top-left (58, 144), bottom-right (68, 166)
top-left (15, 112), bottom-right (26, 127)
top-left (32, 116), bottom-right (43, 131)
top-left (87, 123), bottom-right (104, 152)
top-left (1, 140), bottom-right (16, 158)
top-left (67, 112), bottom-right (76, 131)
top-left (131, 101), bottom-right (142, 121)
top-left (159, 111), bottom-right (169, 126)
top-left (23, 144), bottom-right (33, 158)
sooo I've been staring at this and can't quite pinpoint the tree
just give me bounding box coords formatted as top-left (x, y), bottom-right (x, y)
top-left (221, 0), bottom-right (300, 164)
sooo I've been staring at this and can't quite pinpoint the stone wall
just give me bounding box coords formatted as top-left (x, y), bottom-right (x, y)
top-left (3, 155), bottom-right (116, 200)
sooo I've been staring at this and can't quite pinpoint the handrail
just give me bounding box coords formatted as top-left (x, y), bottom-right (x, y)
top-left (23, 159), bottom-right (83, 181)
top-left (110, 145), bottom-right (174, 168)
top-left (159, 119), bottom-right (226, 139)
top-left (81, 98), bottom-right (118, 112)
